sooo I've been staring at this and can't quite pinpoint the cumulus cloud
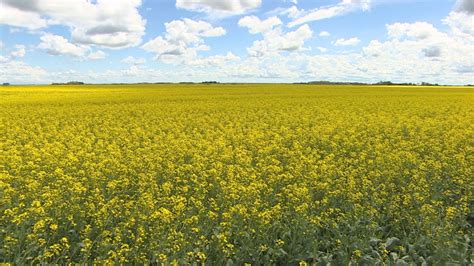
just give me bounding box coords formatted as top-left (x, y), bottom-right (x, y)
top-left (0, 60), bottom-right (47, 83)
top-left (387, 22), bottom-right (443, 40)
top-left (142, 18), bottom-right (228, 64)
top-left (87, 50), bottom-right (107, 60)
top-left (239, 16), bottom-right (313, 57)
top-left (10, 45), bottom-right (26, 58)
top-left (278, 6), bottom-right (305, 19)
top-left (219, 15), bottom-right (472, 84)
top-left (0, 4), bottom-right (48, 30)
top-left (187, 52), bottom-right (240, 67)
top-left (443, 0), bottom-right (474, 38)
top-left (422, 46), bottom-right (441, 58)
top-left (334, 37), bottom-right (361, 46)
top-left (39, 34), bottom-right (90, 57)
top-left (121, 56), bottom-right (146, 65)
top-left (238, 16), bottom-right (282, 34)
top-left (288, 0), bottom-right (371, 27)
top-left (38, 33), bottom-right (108, 60)
top-left (0, 0), bottom-right (146, 48)
top-left (455, 0), bottom-right (474, 14)
top-left (176, 0), bottom-right (261, 17)
top-left (319, 31), bottom-right (330, 37)
top-left (317, 47), bottom-right (328, 53)
top-left (360, 20), bottom-right (472, 80)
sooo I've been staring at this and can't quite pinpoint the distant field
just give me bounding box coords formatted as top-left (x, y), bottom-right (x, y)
top-left (1, 84), bottom-right (473, 264)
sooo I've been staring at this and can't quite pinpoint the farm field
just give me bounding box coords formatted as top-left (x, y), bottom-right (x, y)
top-left (1, 84), bottom-right (473, 264)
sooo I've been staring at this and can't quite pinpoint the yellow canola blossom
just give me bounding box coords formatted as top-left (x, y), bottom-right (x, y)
top-left (0, 84), bottom-right (473, 264)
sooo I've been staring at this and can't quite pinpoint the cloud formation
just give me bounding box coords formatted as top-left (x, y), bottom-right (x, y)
top-left (334, 37), bottom-right (361, 46)
top-left (238, 16), bottom-right (283, 34)
top-left (10, 45), bottom-right (26, 58)
top-left (455, 0), bottom-right (474, 14)
top-left (176, 0), bottom-right (261, 16)
top-left (38, 33), bottom-right (107, 60)
top-left (239, 16), bottom-right (313, 57)
top-left (142, 19), bottom-right (227, 64)
top-left (38, 34), bottom-right (90, 57)
top-left (0, 0), bottom-right (472, 85)
top-left (0, 0), bottom-right (146, 48)
top-left (288, 0), bottom-right (371, 27)
top-left (319, 31), bottom-right (330, 37)
top-left (444, 0), bottom-right (474, 37)
top-left (121, 56), bottom-right (146, 65)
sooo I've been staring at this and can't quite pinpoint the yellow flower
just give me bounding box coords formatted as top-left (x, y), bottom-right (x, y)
top-left (353, 249), bottom-right (362, 258)
top-left (1, 84), bottom-right (471, 263)
top-left (196, 252), bottom-right (207, 261)
top-left (158, 253), bottom-right (167, 262)
top-left (275, 239), bottom-right (285, 246)
top-left (259, 245), bottom-right (269, 252)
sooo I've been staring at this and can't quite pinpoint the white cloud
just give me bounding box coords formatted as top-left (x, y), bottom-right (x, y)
top-left (39, 34), bottom-right (90, 57)
top-left (319, 31), bottom-right (330, 37)
top-left (0, 60), bottom-right (47, 83)
top-left (38, 33), bottom-right (107, 60)
top-left (444, 12), bottom-right (474, 35)
top-left (334, 37), bottom-right (361, 46)
top-left (88, 50), bottom-right (107, 60)
top-left (176, 0), bottom-right (261, 16)
top-left (247, 25), bottom-right (313, 56)
top-left (386, 22), bottom-right (442, 40)
top-left (10, 45), bottom-right (26, 58)
top-left (1, 0), bottom-right (146, 48)
top-left (187, 52), bottom-right (240, 67)
top-left (0, 4), bottom-right (48, 30)
top-left (443, 9), bottom-right (474, 37)
top-left (227, 13), bottom-right (472, 84)
top-left (121, 56), bottom-right (146, 65)
top-left (359, 20), bottom-right (473, 81)
top-left (239, 16), bottom-right (313, 57)
top-left (317, 47), bottom-right (328, 53)
top-left (142, 18), bottom-right (227, 64)
top-left (279, 6), bottom-right (305, 19)
top-left (218, 55), bottom-right (299, 80)
top-left (289, 0), bottom-right (371, 27)
top-left (238, 16), bottom-right (282, 34)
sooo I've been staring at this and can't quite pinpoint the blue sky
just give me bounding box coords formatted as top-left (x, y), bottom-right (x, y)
top-left (0, 0), bottom-right (472, 84)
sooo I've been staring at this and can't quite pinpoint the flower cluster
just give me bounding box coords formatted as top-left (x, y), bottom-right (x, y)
top-left (1, 84), bottom-right (472, 264)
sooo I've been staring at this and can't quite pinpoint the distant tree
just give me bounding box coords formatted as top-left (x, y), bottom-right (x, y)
top-left (2, 83), bottom-right (10, 86)
top-left (52, 81), bottom-right (85, 85)
top-left (421, 82), bottom-right (438, 86)
top-left (376, 81), bottom-right (394, 85)
top-left (306, 81), bottom-right (369, 85)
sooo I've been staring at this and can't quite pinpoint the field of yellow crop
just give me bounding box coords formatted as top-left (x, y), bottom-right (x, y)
top-left (1, 84), bottom-right (473, 264)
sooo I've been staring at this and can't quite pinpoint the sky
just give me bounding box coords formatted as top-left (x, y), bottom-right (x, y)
top-left (0, 0), bottom-right (473, 84)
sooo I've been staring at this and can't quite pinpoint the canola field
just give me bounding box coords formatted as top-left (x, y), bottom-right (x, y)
top-left (1, 84), bottom-right (473, 264)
